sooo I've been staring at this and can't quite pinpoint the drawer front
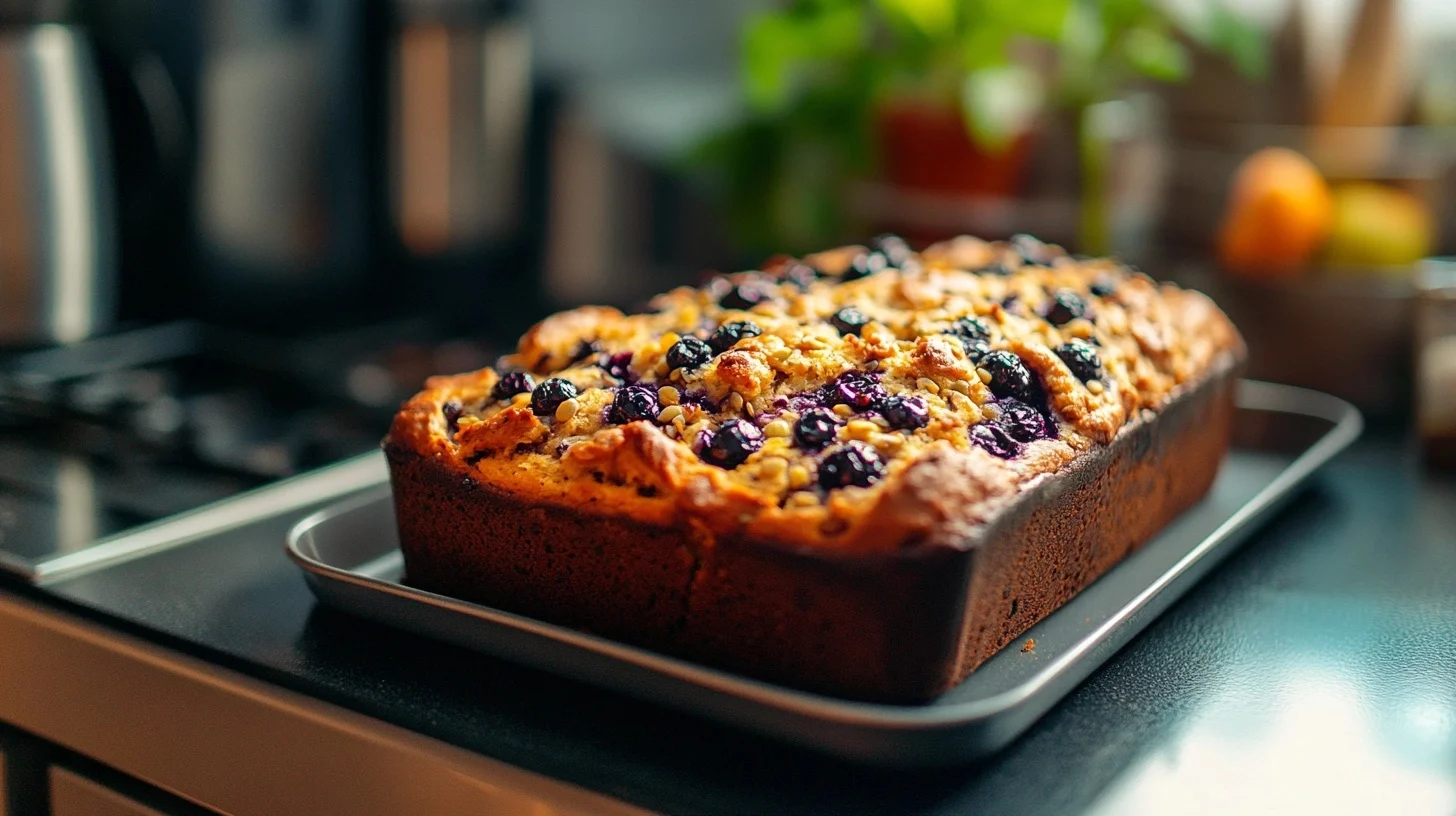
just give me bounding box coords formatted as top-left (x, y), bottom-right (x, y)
top-left (0, 594), bottom-right (644, 816)
top-left (49, 768), bottom-right (163, 816)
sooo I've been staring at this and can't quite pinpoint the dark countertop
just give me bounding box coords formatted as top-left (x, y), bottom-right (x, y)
top-left (16, 429), bottom-right (1456, 815)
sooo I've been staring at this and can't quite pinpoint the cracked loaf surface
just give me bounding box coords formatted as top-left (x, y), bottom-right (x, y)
top-left (386, 233), bottom-right (1244, 700)
top-left (387, 234), bottom-right (1243, 556)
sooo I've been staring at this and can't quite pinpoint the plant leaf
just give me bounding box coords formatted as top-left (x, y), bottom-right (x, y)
top-left (1175, 2), bottom-right (1268, 79)
top-left (1099, 0), bottom-right (1158, 31)
top-left (1055, 0), bottom-right (1106, 106)
top-left (961, 24), bottom-right (1012, 71)
top-left (742, 5), bottom-right (866, 114)
top-left (875, 0), bottom-right (956, 38)
top-left (961, 64), bottom-right (1045, 152)
top-left (1207, 4), bottom-right (1268, 78)
top-left (1059, 0), bottom-right (1106, 65)
top-left (984, 0), bottom-right (1071, 40)
top-left (743, 13), bottom-right (799, 112)
top-left (799, 3), bottom-right (867, 58)
top-left (1123, 26), bottom-right (1189, 82)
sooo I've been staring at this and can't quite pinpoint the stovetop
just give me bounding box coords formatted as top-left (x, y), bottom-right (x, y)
top-left (0, 320), bottom-right (495, 576)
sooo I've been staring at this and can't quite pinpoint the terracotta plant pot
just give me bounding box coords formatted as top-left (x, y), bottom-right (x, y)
top-left (875, 101), bottom-right (1035, 198)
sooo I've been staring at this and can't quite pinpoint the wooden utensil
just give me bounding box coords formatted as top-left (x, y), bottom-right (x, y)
top-left (1315, 0), bottom-right (1411, 128)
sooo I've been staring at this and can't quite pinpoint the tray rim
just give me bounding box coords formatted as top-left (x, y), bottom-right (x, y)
top-left (286, 380), bottom-right (1362, 730)
top-left (3, 453), bottom-right (390, 584)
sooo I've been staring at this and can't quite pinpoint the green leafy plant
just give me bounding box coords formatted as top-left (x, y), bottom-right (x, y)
top-left (693, 0), bottom-right (1266, 254)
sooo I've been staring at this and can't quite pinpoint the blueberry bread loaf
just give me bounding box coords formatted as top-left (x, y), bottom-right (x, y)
top-left (386, 234), bottom-right (1245, 701)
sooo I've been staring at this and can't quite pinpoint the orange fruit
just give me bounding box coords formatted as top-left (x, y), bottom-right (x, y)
top-left (1217, 148), bottom-right (1333, 278)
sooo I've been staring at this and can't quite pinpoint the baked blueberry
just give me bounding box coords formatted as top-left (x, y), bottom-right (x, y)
top-left (880, 395), bottom-right (929, 431)
top-left (720, 280), bottom-right (773, 311)
top-left (531, 378), bottom-right (577, 417)
top-left (977, 262), bottom-right (1013, 276)
top-left (970, 423), bottom-right (1019, 458)
top-left (678, 390), bottom-right (716, 411)
top-left (1011, 233), bottom-right (1054, 266)
top-left (666, 336), bottom-right (713, 372)
top-left (951, 316), bottom-right (990, 341)
top-left (830, 306), bottom-right (870, 336)
top-left (779, 262), bottom-right (821, 290)
top-left (997, 399), bottom-right (1049, 442)
top-left (793, 408), bottom-right (839, 449)
top-left (955, 336), bottom-right (991, 362)
top-left (491, 371), bottom-right (535, 401)
top-left (820, 371), bottom-right (886, 411)
top-left (708, 320), bottom-right (762, 354)
top-left (842, 252), bottom-right (888, 281)
top-left (568, 340), bottom-right (601, 364)
top-left (1089, 279), bottom-right (1117, 298)
top-left (442, 399), bottom-right (463, 431)
top-left (817, 443), bottom-right (886, 489)
top-left (1055, 340), bottom-right (1102, 382)
top-left (871, 233), bottom-right (913, 268)
top-left (980, 350), bottom-right (1039, 402)
top-left (699, 418), bottom-right (764, 468)
top-left (1044, 290), bottom-right (1088, 326)
top-left (608, 385), bottom-right (659, 424)
top-left (600, 351), bottom-right (635, 383)
top-left (945, 318), bottom-right (991, 357)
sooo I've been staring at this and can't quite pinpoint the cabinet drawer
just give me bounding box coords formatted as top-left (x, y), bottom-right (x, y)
top-left (49, 767), bottom-right (163, 816)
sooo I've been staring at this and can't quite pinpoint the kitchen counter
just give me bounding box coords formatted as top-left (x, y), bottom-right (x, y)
top-left (4, 428), bottom-right (1456, 815)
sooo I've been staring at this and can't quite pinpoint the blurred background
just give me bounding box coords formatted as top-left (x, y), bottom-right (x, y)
top-left (0, 0), bottom-right (1454, 565)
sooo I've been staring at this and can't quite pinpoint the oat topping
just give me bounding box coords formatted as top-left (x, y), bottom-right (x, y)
top-left (428, 234), bottom-right (1239, 538)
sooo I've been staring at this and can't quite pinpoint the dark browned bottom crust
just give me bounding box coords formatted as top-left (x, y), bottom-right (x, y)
top-left (387, 364), bottom-right (1239, 703)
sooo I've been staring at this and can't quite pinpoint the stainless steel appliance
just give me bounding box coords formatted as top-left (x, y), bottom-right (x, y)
top-left (2, 0), bottom-right (539, 334)
top-left (0, 0), bottom-right (533, 572)
top-left (0, 24), bottom-right (118, 347)
top-left (185, 0), bottom-right (538, 331)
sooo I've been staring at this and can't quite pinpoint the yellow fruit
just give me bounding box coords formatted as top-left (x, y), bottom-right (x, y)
top-left (1325, 183), bottom-right (1433, 271)
top-left (1217, 148), bottom-right (1333, 278)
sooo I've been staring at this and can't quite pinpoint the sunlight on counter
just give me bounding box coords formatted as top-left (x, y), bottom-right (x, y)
top-left (1088, 670), bottom-right (1456, 815)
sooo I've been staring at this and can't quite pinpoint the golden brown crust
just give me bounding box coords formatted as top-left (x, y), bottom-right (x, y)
top-left (388, 359), bottom-right (1241, 700)
top-left (842, 446), bottom-right (1021, 550)
top-left (386, 234), bottom-right (1247, 700)
top-left (387, 234), bottom-right (1244, 556)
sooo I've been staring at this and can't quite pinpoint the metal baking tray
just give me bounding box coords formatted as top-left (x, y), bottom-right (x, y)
top-left (286, 381), bottom-right (1362, 766)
